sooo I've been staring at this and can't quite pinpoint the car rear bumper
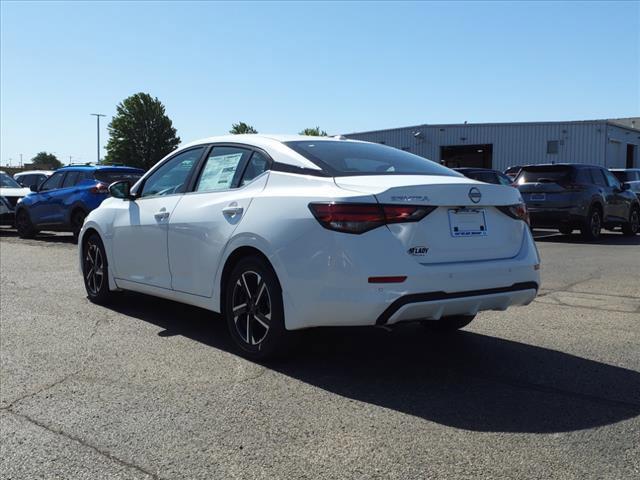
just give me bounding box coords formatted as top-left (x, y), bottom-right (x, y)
top-left (527, 206), bottom-right (585, 228)
top-left (377, 282), bottom-right (538, 325)
top-left (277, 224), bottom-right (541, 330)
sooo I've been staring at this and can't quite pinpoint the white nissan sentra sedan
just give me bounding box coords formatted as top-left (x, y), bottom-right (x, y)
top-left (79, 135), bottom-right (540, 359)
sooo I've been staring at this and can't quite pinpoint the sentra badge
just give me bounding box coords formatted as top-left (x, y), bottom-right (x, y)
top-left (391, 195), bottom-right (430, 202)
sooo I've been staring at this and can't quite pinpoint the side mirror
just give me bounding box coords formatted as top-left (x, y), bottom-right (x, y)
top-left (109, 180), bottom-right (133, 200)
top-left (30, 184), bottom-right (39, 192)
top-left (621, 183), bottom-right (630, 191)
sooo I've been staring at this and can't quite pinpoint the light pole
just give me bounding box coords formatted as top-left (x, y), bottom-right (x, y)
top-left (90, 113), bottom-right (106, 163)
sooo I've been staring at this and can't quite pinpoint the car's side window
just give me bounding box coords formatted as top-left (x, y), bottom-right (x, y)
top-left (240, 151), bottom-right (270, 186)
top-left (590, 169), bottom-right (607, 187)
top-left (496, 173), bottom-right (512, 186)
top-left (40, 172), bottom-right (65, 191)
top-left (141, 148), bottom-right (204, 198)
top-left (62, 171), bottom-right (80, 188)
top-left (18, 175), bottom-right (32, 187)
top-left (602, 170), bottom-right (621, 189)
top-left (195, 146), bottom-right (252, 193)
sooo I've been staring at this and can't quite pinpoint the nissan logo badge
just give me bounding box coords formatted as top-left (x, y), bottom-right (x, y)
top-left (468, 187), bottom-right (482, 203)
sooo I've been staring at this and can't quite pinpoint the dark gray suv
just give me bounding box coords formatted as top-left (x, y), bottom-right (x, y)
top-left (515, 164), bottom-right (640, 239)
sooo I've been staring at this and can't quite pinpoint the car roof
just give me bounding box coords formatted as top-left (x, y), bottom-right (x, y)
top-left (182, 134), bottom-right (355, 146)
top-left (520, 163), bottom-right (599, 169)
top-left (610, 168), bottom-right (640, 172)
top-left (454, 167), bottom-right (501, 173)
top-left (56, 165), bottom-right (144, 172)
top-left (175, 134), bottom-right (366, 171)
top-left (14, 170), bottom-right (53, 176)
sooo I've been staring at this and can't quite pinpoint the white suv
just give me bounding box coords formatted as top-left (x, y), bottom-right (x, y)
top-left (0, 171), bottom-right (31, 227)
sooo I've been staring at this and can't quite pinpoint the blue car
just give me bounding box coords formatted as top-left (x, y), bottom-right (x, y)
top-left (15, 165), bottom-right (144, 239)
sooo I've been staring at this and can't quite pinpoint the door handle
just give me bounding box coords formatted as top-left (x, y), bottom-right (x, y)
top-left (222, 206), bottom-right (244, 217)
top-left (154, 208), bottom-right (170, 221)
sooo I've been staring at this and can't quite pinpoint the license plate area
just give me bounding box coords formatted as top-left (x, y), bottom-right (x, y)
top-left (530, 193), bottom-right (546, 201)
top-left (448, 208), bottom-right (487, 237)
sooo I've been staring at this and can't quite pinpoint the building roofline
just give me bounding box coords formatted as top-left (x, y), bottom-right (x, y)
top-left (343, 118), bottom-right (639, 136)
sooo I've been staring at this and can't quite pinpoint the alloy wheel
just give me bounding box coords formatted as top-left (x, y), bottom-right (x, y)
top-left (590, 211), bottom-right (601, 238)
top-left (16, 210), bottom-right (28, 231)
top-left (631, 210), bottom-right (639, 234)
top-left (84, 242), bottom-right (105, 295)
top-left (231, 270), bottom-right (272, 346)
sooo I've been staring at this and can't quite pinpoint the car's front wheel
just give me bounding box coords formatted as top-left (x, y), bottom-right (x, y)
top-left (622, 207), bottom-right (639, 236)
top-left (15, 209), bottom-right (37, 239)
top-left (224, 256), bottom-right (291, 361)
top-left (421, 314), bottom-right (476, 332)
top-left (82, 233), bottom-right (113, 304)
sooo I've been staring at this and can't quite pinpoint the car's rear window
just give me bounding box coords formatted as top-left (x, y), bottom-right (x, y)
top-left (94, 170), bottom-right (143, 184)
top-left (464, 171), bottom-right (499, 184)
top-left (612, 171), bottom-right (638, 182)
top-left (1, 173), bottom-right (21, 188)
top-left (515, 166), bottom-right (574, 185)
top-left (284, 141), bottom-right (458, 177)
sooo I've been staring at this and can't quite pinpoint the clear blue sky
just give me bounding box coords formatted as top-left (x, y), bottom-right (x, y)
top-left (1, 0), bottom-right (638, 166)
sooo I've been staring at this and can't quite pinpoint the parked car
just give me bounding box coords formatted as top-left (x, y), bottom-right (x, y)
top-left (454, 168), bottom-right (514, 186)
top-left (14, 170), bottom-right (53, 189)
top-left (16, 165), bottom-right (144, 239)
top-left (504, 165), bottom-right (523, 180)
top-left (0, 171), bottom-right (31, 226)
top-left (79, 135), bottom-right (540, 360)
top-left (610, 168), bottom-right (640, 200)
top-left (515, 164), bottom-right (640, 239)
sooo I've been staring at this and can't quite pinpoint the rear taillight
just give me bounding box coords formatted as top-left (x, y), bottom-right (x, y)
top-left (497, 203), bottom-right (530, 225)
top-left (90, 182), bottom-right (109, 194)
top-left (308, 203), bottom-right (435, 234)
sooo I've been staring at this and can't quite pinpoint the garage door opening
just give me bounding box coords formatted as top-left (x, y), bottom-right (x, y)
top-left (627, 144), bottom-right (636, 169)
top-left (440, 144), bottom-right (493, 169)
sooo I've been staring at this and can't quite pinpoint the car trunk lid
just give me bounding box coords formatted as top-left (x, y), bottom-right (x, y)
top-left (334, 175), bottom-right (526, 264)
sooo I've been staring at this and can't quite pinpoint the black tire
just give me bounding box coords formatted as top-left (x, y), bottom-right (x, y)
top-left (71, 209), bottom-right (87, 242)
top-left (580, 207), bottom-right (602, 240)
top-left (558, 226), bottom-right (573, 235)
top-left (15, 209), bottom-right (37, 239)
top-left (82, 233), bottom-right (113, 304)
top-left (224, 255), bottom-right (291, 361)
top-left (622, 207), bottom-right (639, 236)
top-left (421, 314), bottom-right (476, 332)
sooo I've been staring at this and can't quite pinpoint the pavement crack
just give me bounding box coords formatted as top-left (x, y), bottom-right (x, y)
top-left (537, 275), bottom-right (601, 298)
top-left (1, 371), bottom-right (78, 411)
top-left (4, 409), bottom-right (162, 480)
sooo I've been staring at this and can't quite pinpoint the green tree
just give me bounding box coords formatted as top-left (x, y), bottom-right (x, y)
top-left (30, 152), bottom-right (63, 170)
top-left (299, 126), bottom-right (328, 136)
top-left (105, 93), bottom-right (180, 170)
top-left (229, 122), bottom-right (258, 134)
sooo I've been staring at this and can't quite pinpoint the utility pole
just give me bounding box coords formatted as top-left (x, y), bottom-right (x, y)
top-left (19, 153), bottom-right (23, 167)
top-left (90, 113), bottom-right (106, 163)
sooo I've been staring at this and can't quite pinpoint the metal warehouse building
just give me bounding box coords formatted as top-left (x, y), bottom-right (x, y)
top-left (343, 117), bottom-right (640, 171)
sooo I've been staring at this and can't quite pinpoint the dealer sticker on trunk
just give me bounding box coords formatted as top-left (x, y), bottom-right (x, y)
top-left (407, 246), bottom-right (429, 256)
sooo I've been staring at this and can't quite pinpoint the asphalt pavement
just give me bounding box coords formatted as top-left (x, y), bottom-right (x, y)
top-left (1, 228), bottom-right (639, 479)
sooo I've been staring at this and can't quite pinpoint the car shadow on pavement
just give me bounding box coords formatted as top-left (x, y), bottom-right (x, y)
top-left (107, 291), bottom-right (640, 434)
top-left (532, 229), bottom-right (640, 245)
top-left (0, 228), bottom-right (76, 244)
